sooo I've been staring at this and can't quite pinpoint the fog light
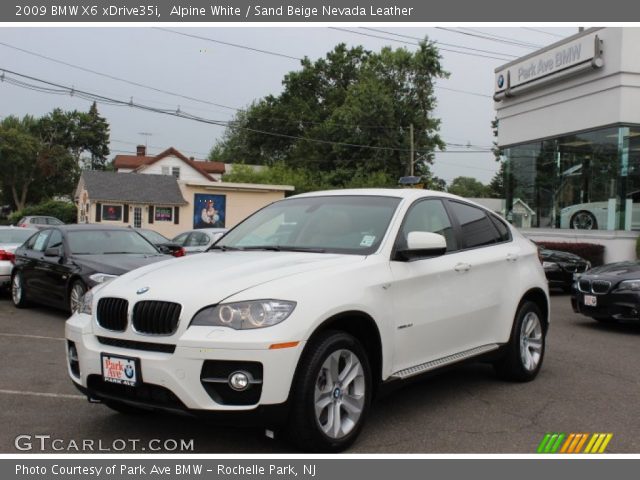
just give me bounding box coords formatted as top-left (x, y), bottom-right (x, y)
top-left (67, 341), bottom-right (80, 378)
top-left (228, 371), bottom-right (250, 391)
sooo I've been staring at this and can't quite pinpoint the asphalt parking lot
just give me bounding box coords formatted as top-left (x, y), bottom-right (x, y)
top-left (0, 290), bottom-right (639, 454)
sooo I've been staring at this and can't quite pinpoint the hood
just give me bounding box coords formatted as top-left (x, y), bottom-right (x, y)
top-left (584, 261), bottom-right (640, 280)
top-left (540, 249), bottom-right (586, 264)
top-left (98, 251), bottom-right (365, 306)
top-left (71, 253), bottom-right (171, 276)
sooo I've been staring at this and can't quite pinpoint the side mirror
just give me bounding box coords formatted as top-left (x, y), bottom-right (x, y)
top-left (44, 246), bottom-right (62, 258)
top-left (397, 232), bottom-right (447, 261)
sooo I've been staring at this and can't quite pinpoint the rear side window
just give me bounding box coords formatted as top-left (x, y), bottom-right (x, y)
top-left (448, 201), bottom-right (499, 249)
top-left (489, 215), bottom-right (511, 242)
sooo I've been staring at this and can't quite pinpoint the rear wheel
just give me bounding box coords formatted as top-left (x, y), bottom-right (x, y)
top-left (494, 301), bottom-right (546, 382)
top-left (286, 331), bottom-right (372, 452)
top-left (11, 271), bottom-right (29, 308)
top-left (570, 211), bottom-right (598, 230)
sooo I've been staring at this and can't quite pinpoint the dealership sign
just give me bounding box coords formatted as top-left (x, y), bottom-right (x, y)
top-left (495, 32), bottom-right (603, 98)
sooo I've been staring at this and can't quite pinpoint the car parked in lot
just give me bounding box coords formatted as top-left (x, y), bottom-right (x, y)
top-left (571, 261), bottom-right (640, 323)
top-left (171, 228), bottom-right (227, 254)
top-left (539, 247), bottom-right (591, 292)
top-left (135, 229), bottom-right (186, 257)
top-left (11, 225), bottom-right (172, 313)
top-left (0, 226), bottom-right (38, 288)
top-left (66, 189), bottom-right (549, 452)
top-left (16, 215), bottom-right (64, 228)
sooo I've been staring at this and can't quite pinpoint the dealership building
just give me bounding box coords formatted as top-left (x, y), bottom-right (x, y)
top-left (494, 27), bottom-right (640, 262)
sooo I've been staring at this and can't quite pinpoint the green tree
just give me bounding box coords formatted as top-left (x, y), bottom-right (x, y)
top-left (211, 40), bottom-right (448, 187)
top-left (448, 176), bottom-right (489, 198)
top-left (487, 161), bottom-right (506, 198)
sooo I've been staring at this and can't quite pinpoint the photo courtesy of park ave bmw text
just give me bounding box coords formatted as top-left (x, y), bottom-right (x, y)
top-left (1, 0), bottom-right (640, 478)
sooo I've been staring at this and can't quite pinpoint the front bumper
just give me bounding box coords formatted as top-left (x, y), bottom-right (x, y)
top-left (571, 290), bottom-right (640, 321)
top-left (66, 312), bottom-right (305, 422)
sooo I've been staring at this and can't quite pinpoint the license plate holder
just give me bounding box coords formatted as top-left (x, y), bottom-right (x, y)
top-left (583, 294), bottom-right (597, 307)
top-left (101, 353), bottom-right (140, 387)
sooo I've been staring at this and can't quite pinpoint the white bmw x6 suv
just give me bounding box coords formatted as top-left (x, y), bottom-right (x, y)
top-left (66, 189), bottom-right (549, 451)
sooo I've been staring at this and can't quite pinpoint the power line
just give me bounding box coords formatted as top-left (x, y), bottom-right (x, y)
top-left (360, 28), bottom-right (519, 59)
top-left (521, 27), bottom-right (566, 39)
top-left (435, 27), bottom-right (543, 49)
top-left (0, 67), bottom-right (493, 156)
top-left (153, 28), bottom-right (303, 61)
top-left (330, 27), bottom-right (514, 61)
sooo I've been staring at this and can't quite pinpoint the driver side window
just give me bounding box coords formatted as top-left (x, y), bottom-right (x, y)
top-left (400, 199), bottom-right (458, 252)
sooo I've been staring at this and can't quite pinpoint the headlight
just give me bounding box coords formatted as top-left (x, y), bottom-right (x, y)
top-left (542, 261), bottom-right (559, 270)
top-left (618, 279), bottom-right (640, 291)
top-left (190, 300), bottom-right (296, 330)
top-left (79, 289), bottom-right (94, 315)
top-left (89, 273), bottom-right (119, 285)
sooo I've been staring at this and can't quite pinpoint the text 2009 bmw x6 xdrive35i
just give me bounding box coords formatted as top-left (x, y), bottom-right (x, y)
top-left (66, 189), bottom-right (549, 452)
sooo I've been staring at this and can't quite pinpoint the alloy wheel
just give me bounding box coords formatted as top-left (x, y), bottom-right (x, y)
top-left (69, 283), bottom-right (85, 313)
top-left (11, 274), bottom-right (22, 305)
top-left (314, 349), bottom-right (366, 439)
top-left (520, 312), bottom-right (543, 371)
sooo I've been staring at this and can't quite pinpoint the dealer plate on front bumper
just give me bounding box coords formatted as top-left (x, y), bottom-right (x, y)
top-left (101, 354), bottom-right (138, 387)
top-left (583, 294), bottom-right (597, 307)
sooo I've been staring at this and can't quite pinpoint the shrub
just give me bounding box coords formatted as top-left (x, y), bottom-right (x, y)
top-left (8, 200), bottom-right (77, 225)
top-left (536, 241), bottom-right (605, 266)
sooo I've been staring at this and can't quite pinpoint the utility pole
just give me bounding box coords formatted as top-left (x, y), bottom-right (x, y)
top-left (409, 123), bottom-right (415, 176)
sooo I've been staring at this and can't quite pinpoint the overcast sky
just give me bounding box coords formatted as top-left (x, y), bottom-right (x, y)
top-left (0, 26), bottom-right (577, 184)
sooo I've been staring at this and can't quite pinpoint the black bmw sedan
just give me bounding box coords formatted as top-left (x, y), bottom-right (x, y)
top-left (571, 261), bottom-right (640, 323)
top-left (11, 225), bottom-right (173, 313)
top-left (540, 247), bottom-right (591, 292)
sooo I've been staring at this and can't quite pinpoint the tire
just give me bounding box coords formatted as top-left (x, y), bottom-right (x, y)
top-left (570, 211), bottom-right (598, 230)
top-left (104, 400), bottom-right (151, 416)
top-left (68, 280), bottom-right (87, 314)
top-left (286, 331), bottom-right (372, 452)
top-left (11, 271), bottom-right (29, 309)
top-left (494, 301), bottom-right (546, 382)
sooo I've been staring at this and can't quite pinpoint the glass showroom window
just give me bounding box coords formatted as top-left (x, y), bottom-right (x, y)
top-left (504, 126), bottom-right (640, 231)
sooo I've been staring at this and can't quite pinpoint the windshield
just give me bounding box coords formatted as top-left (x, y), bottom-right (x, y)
top-left (217, 195), bottom-right (401, 255)
top-left (67, 230), bottom-right (160, 255)
top-left (138, 229), bottom-right (169, 244)
top-left (0, 229), bottom-right (36, 244)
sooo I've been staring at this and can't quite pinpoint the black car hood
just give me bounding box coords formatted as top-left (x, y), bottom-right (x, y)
top-left (540, 249), bottom-right (586, 264)
top-left (583, 261), bottom-right (640, 280)
top-left (70, 253), bottom-right (172, 275)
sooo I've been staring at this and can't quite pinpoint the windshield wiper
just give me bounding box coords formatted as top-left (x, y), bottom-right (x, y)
top-left (208, 245), bottom-right (244, 252)
top-left (241, 246), bottom-right (326, 253)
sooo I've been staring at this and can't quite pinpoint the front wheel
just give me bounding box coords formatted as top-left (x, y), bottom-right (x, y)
top-left (494, 301), bottom-right (546, 382)
top-left (11, 271), bottom-right (29, 308)
top-left (286, 331), bottom-right (372, 452)
top-left (68, 280), bottom-right (87, 314)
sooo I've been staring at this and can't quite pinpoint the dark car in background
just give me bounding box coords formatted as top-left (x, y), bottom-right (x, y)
top-left (11, 225), bottom-right (172, 313)
top-left (539, 247), bottom-right (591, 291)
top-left (135, 228), bottom-right (186, 257)
top-left (571, 261), bottom-right (640, 323)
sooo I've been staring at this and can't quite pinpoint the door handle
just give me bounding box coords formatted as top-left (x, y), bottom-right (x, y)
top-left (506, 253), bottom-right (519, 262)
top-left (454, 262), bottom-right (471, 272)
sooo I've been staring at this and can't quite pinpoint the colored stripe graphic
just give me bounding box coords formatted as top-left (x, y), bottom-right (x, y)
top-left (537, 433), bottom-right (612, 453)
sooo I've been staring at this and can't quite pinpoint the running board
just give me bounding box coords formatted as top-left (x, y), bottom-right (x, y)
top-left (390, 344), bottom-right (500, 380)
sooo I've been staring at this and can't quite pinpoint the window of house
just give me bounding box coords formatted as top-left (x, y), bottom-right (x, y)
top-left (171, 167), bottom-right (180, 178)
top-left (154, 207), bottom-right (173, 222)
top-left (161, 166), bottom-right (170, 176)
top-left (102, 204), bottom-right (123, 221)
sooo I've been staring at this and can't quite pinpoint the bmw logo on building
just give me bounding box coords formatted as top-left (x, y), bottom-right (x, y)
top-left (497, 74), bottom-right (505, 89)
